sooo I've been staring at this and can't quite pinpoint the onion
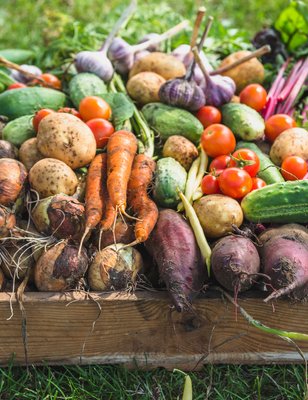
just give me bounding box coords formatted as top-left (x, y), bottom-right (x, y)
top-left (0, 158), bottom-right (27, 206)
top-left (88, 244), bottom-right (143, 291)
top-left (0, 206), bottom-right (16, 238)
top-left (1, 241), bottom-right (35, 281)
top-left (0, 268), bottom-right (5, 291)
top-left (0, 140), bottom-right (18, 159)
top-left (32, 194), bottom-right (85, 240)
top-left (34, 242), bottom-right (88, 291)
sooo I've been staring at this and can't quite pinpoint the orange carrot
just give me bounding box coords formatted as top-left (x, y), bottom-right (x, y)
top-left (127, 154), bottom-right (158, 244)
top-left (107, 130), bottom-right (138, 216)
top-left (79, 153), bottom-right (106, 254)
top-left (100, 195), bottom-right (116, 232)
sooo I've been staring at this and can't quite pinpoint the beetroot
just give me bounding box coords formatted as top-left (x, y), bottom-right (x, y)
top-left (145, 209), bottom-right (206, 312)
top-left (211, 235), bottom-right (260, 292)
top-left (260, 233), bottom-right (308, 302)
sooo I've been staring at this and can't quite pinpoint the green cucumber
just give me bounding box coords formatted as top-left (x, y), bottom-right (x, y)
top-left (153, 157), bottom-right (187, 208)
top-left (0, 70), bottom-right (15, 87)
top-left (241, 180), bottom-right (308, 223)
top-left (141, 103), bottom-right (203, 144)
top-left (0, 49), bottom-right (34, 64)
top-left (0, 87), bottom-right (66, 120)
top-left (69, 73), bottom-right (107, 108)
top-left (2, 115), bottom-right (35, 147)
top-left (236, 141), bottom-right (284, 184)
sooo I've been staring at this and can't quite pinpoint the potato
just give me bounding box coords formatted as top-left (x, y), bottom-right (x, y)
top-left (29, 158), bottom-right (78, 198)
top-left (162, 135), bottom-right (198, 171)
top-left (129, 52), bottom-right (186, 80)
top-left (127, 72), bottom-right (166, 105)
top-left (269, 127), bottom-right (308, 165)
top-left (19, 137), bottom-right (44, 171)
top-left (37, 113), bottom-right (96, 169)
top-left (219, 51), bottom-right (265, 93)
top-left (193, 194), bottom-right (243, 238)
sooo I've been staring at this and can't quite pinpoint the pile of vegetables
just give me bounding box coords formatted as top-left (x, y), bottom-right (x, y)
top-left (0, 0), bottom-right (307, 313)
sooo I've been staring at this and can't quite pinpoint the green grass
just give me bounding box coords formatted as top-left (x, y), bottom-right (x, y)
top-left (0, 0), bottom-right (306, 399)
top-left (0, 364), bottom-right (307, 399)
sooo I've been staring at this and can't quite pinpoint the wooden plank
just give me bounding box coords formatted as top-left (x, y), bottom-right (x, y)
top-left (0, 291), bottom-right (307, 370)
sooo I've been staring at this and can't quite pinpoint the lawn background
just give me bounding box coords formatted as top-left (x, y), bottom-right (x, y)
top-left (0, 0), bottom-right (307, 399)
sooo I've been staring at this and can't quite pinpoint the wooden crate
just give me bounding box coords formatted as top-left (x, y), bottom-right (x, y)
top-left (0, 290), bottom-right (307, 370)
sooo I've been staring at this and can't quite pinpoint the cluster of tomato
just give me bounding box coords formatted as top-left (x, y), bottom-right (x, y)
top-left (195, 83), bottom-right (307, 200)
top-left (32, 96), bottom-right (114, 149)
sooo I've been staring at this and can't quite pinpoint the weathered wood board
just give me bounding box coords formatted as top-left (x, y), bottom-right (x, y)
top-left (0, 290), bottom-right (307, 370)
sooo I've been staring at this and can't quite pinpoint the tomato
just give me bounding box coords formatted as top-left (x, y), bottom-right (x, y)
top-left (209, 155), bottom-right (231, 175)
top-left (265, 114), bottom-right (296, 143)
top-left (33, 108), bottom-right (55, 132)
top-left (218, 168), bottom-right (253, 199)
top-left (79, 96), bottom-right (112, 122)
top-left (251, 177), bottom-right (267, 191)
top-left (36, 73), bottom-right (62, 89)
top-left (201, 174), bottom-right (221, 195)
top-left (58, 107), bottom-right (82, 119)
top-left (196, 106), bottom-right (222, 128)
top-left (239, 84), bottom-right (267, 112)
top-left (229, 148), bottom-right (260, 177)
top-left (281, 156), bottom-right (307, 181)
top-left (86, 118), bottom-right (115, 148)
top-left (7, 82), bottom-right (27, 90)
top-left (201, 124), bottom-right (236, 158)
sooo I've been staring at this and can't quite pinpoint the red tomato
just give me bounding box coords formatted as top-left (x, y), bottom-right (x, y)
top-left (58, 107), bottom-right (82, 119)
top-left (251, 177), bottom-right (267, 191)
top-left (7, 82), bottom-right (27, 90)
top-left (86, 118), bottom-right (115, 148)
top-left (239, 84), bottom-right (267, 112)
top-left (265, 114), bottom-right (296, 143)
top-left (33, 108), bottom-right (55, 132)
top-left (281, 156), bottom-right (308, 181)
top-left (218, 168), bottom-right (253, 199)
top-left (35, 73), bottom-right (62, 89)
top-left (79, 96), bottom-right (112, 122)
top-left (201, 174), bottom-right (221, 195)
top-left (201, 124), bottom-right (236, 158)
top-left (229, 148), bottom-right (260, 177)
top-left (196, 106), bottom-right (222, 128)
top-left (209, 155), bottom-right (231, 175)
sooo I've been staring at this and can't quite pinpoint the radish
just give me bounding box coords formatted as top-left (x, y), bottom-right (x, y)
top-left (145, 209), bottom-right (206, 312)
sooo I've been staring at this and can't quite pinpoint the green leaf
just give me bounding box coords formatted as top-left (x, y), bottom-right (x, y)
top-left (274, 1), bottom-right (308, 51)
top-left (101, 93), bottom-right (134, 130)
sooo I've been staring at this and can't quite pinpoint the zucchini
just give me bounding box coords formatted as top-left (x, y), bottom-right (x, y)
top-left (141, 103), bottom-right (203, 144)
top-left (153, 157), bottom-right (187, 208)
top-left (69, 73), bottom-right (107, 108)
top-left (2, 115), bottom-right (35, 147)
top-left (236, 141), bottom-right (284, 184)
top-left (0, 49), bottom-right (34, 64)
top-left (0, 87), bottom-right (66, 120)
top-left (241, 180), bottom-right (308, 223)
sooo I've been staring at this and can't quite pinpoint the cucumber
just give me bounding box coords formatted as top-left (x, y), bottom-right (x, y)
top-left (241, 180), bottom-right (308, 223)
top-left (0, 87), bottom-right (66, 120)
top-left (2, 115), bottom-right (35, 147)
top-left (69, 73), bottom-right (107, 108)
top-left (0, 49), bottom-right (34, 64)
top-left (141, 103), bottom-right (203, 144)
top-left (236, 141), bottom-right (284, 184)
top-left (153, 157), bottom-right (187, 208)
top-left (0, 70), bottom-right (15, 87)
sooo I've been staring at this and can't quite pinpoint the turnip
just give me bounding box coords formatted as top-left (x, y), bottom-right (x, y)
top-left (88, 244), bottom-right (143, 291)
top-left (258, 224), bottom-right (308, 301)
top-left (145, 209), bottom-right (206, 312)
top-left (31, 194), bottom-right (85, 240)
top-left (34, 242), bottom-right (88, 292)
top-left (211, 235), bottom-right (261, 292)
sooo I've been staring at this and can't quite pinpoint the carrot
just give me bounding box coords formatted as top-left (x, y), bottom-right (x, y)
top-left (100, 195), bottom-right (116, 232)
top-left (79, 153), bottom-right (107, 255)
top-left (107, 130), bottom-right (138, 217)
top-left (127, 154), bottom-right (158, 244)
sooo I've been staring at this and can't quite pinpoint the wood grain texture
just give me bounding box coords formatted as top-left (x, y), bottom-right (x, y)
top-left (0, 291), bottom-right (307, 370)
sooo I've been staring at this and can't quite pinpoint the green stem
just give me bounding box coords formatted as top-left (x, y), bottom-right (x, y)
top-left (113, 73), bottom-right (155, 157)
